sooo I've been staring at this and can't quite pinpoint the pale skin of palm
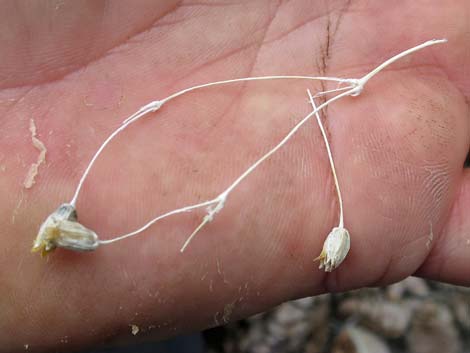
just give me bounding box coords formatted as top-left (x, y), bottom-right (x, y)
top-left (0, 0), bottom-right (469, 351)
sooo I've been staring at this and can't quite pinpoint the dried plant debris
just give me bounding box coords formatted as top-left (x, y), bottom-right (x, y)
top-left (205, 278), bottom-right (470, 353)
top-left (34, 39), bottom-right (446, 264)
top-left (31, 203), bottom-right (98, 256)
top-left (24, 118), bottom-right (47, 189)
top-left (130, 324), bottom-right (139, 336)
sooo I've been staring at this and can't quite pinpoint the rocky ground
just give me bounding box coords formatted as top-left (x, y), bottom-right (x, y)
top-left (204, 278), bottom-right (470, 353)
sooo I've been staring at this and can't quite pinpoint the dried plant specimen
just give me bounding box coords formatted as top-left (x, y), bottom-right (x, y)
top-left (32, 39), bottom-right (447, 274)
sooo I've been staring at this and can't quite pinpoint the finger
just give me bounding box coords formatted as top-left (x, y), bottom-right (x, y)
top-left (417, 169), bottom-right (470, 284)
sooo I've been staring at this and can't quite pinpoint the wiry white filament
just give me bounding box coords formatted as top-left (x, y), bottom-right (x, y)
top-left (306, 90), bottom-right (344, 228)
top-left (69, 101), bottom-right (163, 206)
top-left (121, 76), bottom-right (353, 125)
top-left (357, 39), bottom-right (447, 89)
top-left (98, 199), bottom-right (216, 245)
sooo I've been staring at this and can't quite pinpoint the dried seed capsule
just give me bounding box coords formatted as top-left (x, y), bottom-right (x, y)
top-left (32, 203), bottom-right (99, 256)
top-left (315, 227), bottom-right (350, 272)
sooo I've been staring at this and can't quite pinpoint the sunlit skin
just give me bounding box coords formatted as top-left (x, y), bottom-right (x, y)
top-left (0, 1), bottom-right (469, 351)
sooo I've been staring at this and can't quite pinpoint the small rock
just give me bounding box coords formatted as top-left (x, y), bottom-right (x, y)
top-left (130, 324), bottom-right (139, 336)
top-left (332, 326), bottom-right (391, 353)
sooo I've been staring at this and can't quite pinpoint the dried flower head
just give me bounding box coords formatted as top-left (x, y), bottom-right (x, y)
top-left (315, 227), bottom-right (350, 272)
top-left (32, 203), bottom-right (99, 256)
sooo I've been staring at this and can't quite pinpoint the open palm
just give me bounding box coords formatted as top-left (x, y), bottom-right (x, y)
top-left (1, 1), bottom-right (469, 351)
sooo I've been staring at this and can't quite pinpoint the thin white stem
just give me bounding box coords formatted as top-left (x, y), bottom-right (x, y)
top-left (179, 196), bottom-right (225, 252)
top-left (358, 39), bottom-right (447, 88)
top-left (307, 90), bottom-right (344, 228)
top-left (180, 216), bottom-right (211, 252)
top-left (69, 101), bottom-right (163, 206)
top-left (312, 85), bottom-right (354, 98)
top-left (98, 199), bottom-right (217, 245)
top-left (122, 75), bottom-right (352, 124)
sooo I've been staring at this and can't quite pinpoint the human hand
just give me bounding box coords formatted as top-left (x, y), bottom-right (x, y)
top-left (1, 1), bottom-right (469, 351)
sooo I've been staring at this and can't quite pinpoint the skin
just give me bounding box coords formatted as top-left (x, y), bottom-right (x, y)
top-left (0, 0), bottom-right (469, 351)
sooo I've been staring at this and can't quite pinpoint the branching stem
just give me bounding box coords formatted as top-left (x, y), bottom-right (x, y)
top-left (65, 38), bottom-right (447, 251)
top-left (101, 88), bottom-right (355, 250)
top-left (354, 39), bottom-right (447, 96)
top-left (70, 76), bottom-right (353, 207)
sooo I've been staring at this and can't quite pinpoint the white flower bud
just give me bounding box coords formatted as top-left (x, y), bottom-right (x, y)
top-left (32, 204), bottom-right (99, 256)
top-left (315, 227), bottom-right (350, 272)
